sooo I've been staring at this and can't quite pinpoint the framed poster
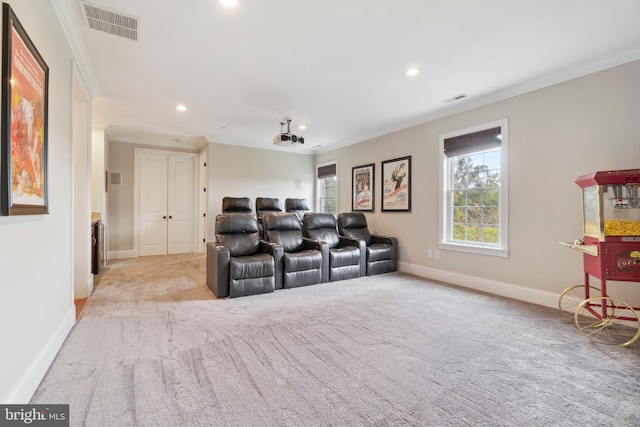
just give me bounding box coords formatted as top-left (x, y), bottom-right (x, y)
top-left (1, 3), bottom-right (49, 215)
top-left (352, 163), bottom-right (374, 212)
top-left (382, 156), bottom-right (411, 212)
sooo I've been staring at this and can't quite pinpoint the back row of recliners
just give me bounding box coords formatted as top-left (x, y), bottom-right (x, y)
top-left (222, 196), bottom-right (311, 239)
top-left (222, 196), bottom-right (310, 222)
top-left (206, 198), bottom-right (398, 298)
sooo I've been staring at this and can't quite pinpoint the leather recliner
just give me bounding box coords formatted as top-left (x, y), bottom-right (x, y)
top-left (302, 212), bottom-right (361, 282)
top-left (222, 197), bottom-right (253, 213)
top-left (285, 198), bottom-right (311, 222)
top-left (263, 212), bottom-right (328, 288)
top-left (337, 212), bottom-right (398, 276)
top-left (206, 213), bottom-right (283, 298)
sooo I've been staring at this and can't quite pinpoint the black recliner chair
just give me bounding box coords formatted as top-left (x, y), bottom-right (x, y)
top-left (285, 198), bottom-right (311, 222)
top-left (337, 212), bottom-right (398, 276)
top-left (206, 213), bottom-right (282, 298)
top-left (263, 212), bottom-right (328, 288)
top-left (221, 197), bottom-right (253, 214)
top-left (303, 213), bottom-right (361, 282)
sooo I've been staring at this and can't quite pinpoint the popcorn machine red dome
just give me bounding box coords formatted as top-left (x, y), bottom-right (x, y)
top-left (559, 168), bottom-right (640, 346)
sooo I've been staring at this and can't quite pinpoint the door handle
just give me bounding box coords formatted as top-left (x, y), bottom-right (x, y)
top-left (169, 215), bottom-right (173, 219)
top-left (163, 216), bottom-right (167, 219)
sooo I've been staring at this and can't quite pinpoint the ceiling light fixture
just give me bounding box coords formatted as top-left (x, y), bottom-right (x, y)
top-left (219, 0), bottom-right (237, 7)
top-left (176, 104), bottom-right (187, 111)
top-left (405, 67), bottom-right (420, 76)
top-left (298, 125), bottom-right (307, 130)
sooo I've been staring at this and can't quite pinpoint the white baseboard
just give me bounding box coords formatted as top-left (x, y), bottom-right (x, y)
top-left (5, 307), bottom-right (75, 403)
top-left (398, 261), bottom-right (559, 310)
top-left (108, 250), bottom-right (135, 260)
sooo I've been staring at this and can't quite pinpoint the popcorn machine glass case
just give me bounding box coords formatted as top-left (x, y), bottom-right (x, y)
top-left (578, 169), bottom-right (640, 243)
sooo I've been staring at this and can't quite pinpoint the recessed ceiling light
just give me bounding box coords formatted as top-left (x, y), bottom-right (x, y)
top-left (176, 104), bottom-right (187, 112)
top-left (298, 125), bottom-right (306, 130)
top-left (405, 67), bottom-right (420, 76)
top-left (220, 0), bottom-right (237, 7)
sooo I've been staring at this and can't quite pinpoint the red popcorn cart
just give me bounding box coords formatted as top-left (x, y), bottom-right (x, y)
top-left (559, 169), bottom-right (640, 346)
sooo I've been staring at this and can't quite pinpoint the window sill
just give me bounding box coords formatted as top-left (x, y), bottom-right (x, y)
top-left (438, 241), bottom-right (509, 258)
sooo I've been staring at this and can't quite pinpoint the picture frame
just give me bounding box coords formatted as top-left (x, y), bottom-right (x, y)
top-left (1, 3), bottom-right (49, 215)
top-left (352, 163), bottom-right (374, 212)
top-left (381, 155), bottom-right (411, 212)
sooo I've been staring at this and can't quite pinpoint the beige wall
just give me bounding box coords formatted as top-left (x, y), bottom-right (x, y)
top-left (317, 59), bottom-right (640, 307)
top-left (108, 141), bottom-right (136, 253)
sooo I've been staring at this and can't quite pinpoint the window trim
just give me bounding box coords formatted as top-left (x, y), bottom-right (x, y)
top-left (316, 160), bottom-right (338, 215)
top-left (438, 119), bottom-right (509, 258)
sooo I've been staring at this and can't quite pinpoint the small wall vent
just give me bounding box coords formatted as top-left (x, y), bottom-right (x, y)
top-left (110, 172), bottom-right (122, 186)
top-left (81, 2), bottom-right (139, 41)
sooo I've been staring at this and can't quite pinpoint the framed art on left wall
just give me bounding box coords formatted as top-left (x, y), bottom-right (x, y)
top-left (1, 3), bottom-right (49, 215)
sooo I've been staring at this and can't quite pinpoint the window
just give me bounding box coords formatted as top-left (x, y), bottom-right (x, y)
top-left (439, 119), bottom-right (509, 257)
top-left (317, 161), bottom-right (338, 216)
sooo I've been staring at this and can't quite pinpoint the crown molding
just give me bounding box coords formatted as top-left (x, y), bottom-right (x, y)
top-left (316, 48), bottom-right (640, 155)
top-left (51, 0), bottom-right (101, 99)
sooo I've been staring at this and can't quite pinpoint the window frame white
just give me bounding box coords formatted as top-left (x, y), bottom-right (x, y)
top-left (316, 160), bottom-right (339, 216)
top-left (438, 118), bottom-right (509, 258)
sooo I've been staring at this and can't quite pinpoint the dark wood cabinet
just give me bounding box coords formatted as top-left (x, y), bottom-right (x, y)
top-left (92, 220), bottom-right (101, 274)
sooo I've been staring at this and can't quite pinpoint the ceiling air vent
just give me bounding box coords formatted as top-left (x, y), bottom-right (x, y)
top-left (442, 94), bottom-right (467, 103)
top-left (81, 2), bottom-right (139, 41)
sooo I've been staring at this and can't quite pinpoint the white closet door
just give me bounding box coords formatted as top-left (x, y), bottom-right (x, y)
top-left (167, 155), bottom-right (196, 254)
top-left (139, 152), bottom-right (168, 256)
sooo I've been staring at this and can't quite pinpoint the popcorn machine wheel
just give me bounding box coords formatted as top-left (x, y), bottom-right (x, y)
top-left (558, 169), bottom-right (640, 347)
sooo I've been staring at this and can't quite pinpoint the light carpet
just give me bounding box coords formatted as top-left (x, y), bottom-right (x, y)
top-left (31, 254), bottom-right (640, 426)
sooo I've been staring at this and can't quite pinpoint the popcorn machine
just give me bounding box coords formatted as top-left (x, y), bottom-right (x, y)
top-left (559, 169), bottom-right (640, 346)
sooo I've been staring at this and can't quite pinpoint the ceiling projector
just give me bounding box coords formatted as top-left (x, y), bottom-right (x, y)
top-left (273, 118), bottom-right (304, 146)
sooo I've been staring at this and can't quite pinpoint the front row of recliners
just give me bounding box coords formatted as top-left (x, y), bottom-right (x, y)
top-left (206, 211), bottom-right (398, 298)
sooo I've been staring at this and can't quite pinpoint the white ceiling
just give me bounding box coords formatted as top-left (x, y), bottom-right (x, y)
top-left (56, 0), bottom-right (640, 153)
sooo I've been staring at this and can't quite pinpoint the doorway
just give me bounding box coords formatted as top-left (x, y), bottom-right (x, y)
top-left (72, 73), bottom-right (92, 300)
top-left (134, 148), bottom-right (198, 256)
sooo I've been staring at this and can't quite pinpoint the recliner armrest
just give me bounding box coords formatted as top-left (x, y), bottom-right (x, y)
top-left (339, 235), bottom-right (365, 276)
top-left (206, 242), bottom-right (231, 298)
top-left (303, 237), bottom-right (329, 283)
top-left (338, 236), bottom-right (360, 248)
top-left (371, 235), bottom-right (398, 271)
top-left (260, 240), bottom-right (284, 289)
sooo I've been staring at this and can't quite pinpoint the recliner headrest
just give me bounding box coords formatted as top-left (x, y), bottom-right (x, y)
top-left (222, 197), bottom-right (253, 213)
top-left (285, 198), bottom-right (310, 211)
top-left (337, 212), bottom-right (367, 229)
top-left (303, 212), bottom-right (336, 230)
top-left (263, 212), bottom-right (301, 231)
top-left (215, 213), bottom-right (259, 234)
top-left (255, 197), bottom-right (283, 214)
